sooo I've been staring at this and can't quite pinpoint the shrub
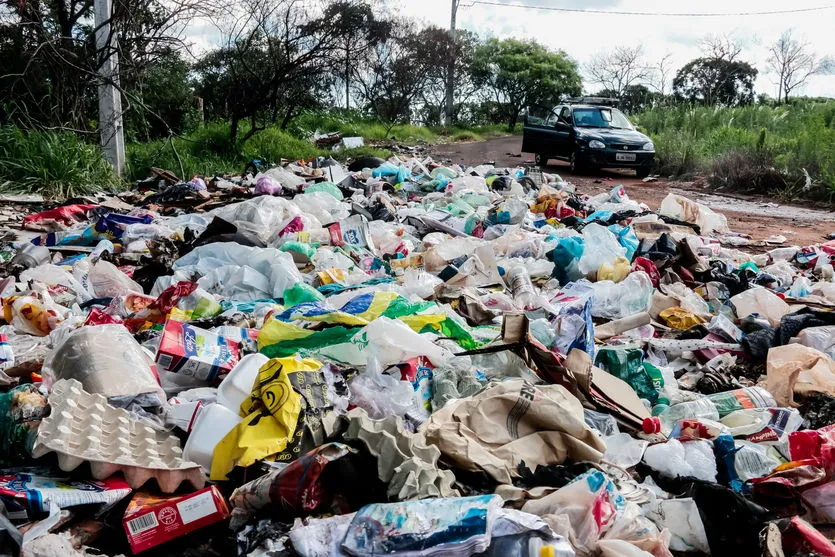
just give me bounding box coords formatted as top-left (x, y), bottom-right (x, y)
top-left (0, 127), bottom-right (120, 198)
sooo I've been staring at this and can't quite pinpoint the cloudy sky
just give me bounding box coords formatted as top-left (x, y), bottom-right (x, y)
top-left (394, 0), bottom-right (835, 98)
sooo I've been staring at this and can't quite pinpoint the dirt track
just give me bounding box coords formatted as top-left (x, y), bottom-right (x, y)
top-left (430, 135), bottom-right (835, 248)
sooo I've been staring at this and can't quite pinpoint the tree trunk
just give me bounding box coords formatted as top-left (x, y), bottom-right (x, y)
top-left (230, 115), bottom-right (240, 143)
top-left (345, 44), bottom-right (350, 110)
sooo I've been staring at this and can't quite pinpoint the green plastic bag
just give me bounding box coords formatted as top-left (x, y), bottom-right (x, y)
top-left (282, 283), bottom-right (326, 307)
top-left (595, 347), bottom-right (660, 404)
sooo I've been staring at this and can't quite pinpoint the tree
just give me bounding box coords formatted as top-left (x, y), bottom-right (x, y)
top-left (768, 29), bottom-right (835, 103)
top-left (327, 1), bottom-right (390, 110)
top-left (352, 22), bottom-right (446, 124)
top-left (586, 45), bottom-right (649, 98)
top-left (0, 0), bottom-right (219, 132)
top-left (416, 28), bottom-right (480, 126)
top-left (648, 53), bottom-right (674, 96)
top-left (197, 0), bottom-right (360, 142)
top-left (673, 58), bottom-right (758, 106)
top-left (595, 84), bottom-right (659, 114)
top-left (472, 38), bottom-right (581, 131)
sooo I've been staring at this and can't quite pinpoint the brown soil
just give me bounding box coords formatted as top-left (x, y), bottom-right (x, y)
top-left (430, 135), bottom-right (835, 247)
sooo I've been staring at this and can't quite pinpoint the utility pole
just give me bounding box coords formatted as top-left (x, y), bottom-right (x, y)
top-left (94, 0), bottom-right (125, 176)
top-left (444, 0), bottom-right (460, 126)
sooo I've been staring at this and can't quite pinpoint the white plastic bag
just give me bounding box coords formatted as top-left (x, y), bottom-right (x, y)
top-left (89, 260), bottom-right (144, 297)
top-left (577, 223), bottom-right (625, 276)
top-left (587, 271), bottom-right (653, 320)
top-left (659, 193), bottom-right (729, 235)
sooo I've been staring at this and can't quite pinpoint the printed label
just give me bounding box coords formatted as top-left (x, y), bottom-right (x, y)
top-left (176, 490), bottom-right (217, 525)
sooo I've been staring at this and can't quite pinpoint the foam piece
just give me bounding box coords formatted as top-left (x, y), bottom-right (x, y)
top-left (325, 408), bottom-right (459, 500)
top-left (33, 379), bottom-right (204, 493)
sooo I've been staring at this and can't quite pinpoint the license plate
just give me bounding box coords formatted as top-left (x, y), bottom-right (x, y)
top-left (616, 152), bottom-right (636, 162)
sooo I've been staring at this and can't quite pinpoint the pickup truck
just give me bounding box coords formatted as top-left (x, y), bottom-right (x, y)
top-left (522, 102), bottom-right (655, 178)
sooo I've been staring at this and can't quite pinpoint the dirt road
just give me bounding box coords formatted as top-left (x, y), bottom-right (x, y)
top-left (430, 135), bottom-right (835, 247)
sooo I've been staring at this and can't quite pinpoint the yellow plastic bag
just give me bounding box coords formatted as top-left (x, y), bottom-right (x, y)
top-left (659, 307), bottom-right (704, 330)
top-left (210, 357), bottom-right (321, 480)
top-left (598, 257), bottom-right (631, 283)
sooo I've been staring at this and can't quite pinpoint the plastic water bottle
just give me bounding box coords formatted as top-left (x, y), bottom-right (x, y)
top-left (505, 266), bottom-right (538, 310)
top-left (643, 398), bottom-right (719, 435)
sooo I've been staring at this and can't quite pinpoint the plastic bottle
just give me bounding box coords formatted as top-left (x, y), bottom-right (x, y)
top-left (505, 266), bottom-right (538, 310)
top-left (643, 398), bottom-right (719, 435)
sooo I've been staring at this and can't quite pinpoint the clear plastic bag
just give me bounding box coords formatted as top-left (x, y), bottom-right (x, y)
top-left (577, 223), bottom-right (625, 276)
top-left (42, 324), bottom-right (163, 406)
top-left (587, 271), bottom-right (653, 319)
top-left (349, 354), bottom-right (416, 420)
top-left (89, 260), bottom-right (144, 297)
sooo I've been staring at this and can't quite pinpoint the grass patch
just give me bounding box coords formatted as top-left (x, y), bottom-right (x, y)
top-left (125, 123), bottom-right (394, 180)
top-left (634, 100), bottom-right (835, 197)
top-left (0, 126), bottom-right (120, 199)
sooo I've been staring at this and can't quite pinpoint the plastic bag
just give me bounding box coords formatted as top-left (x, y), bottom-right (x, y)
top-left (587, 271), bottom-right (653, 319)
top-left (89, 260), bottom-right (144, 297)
top-left (643, 439), bottom-right (717, 482)
top-left (342, 495), bottom-right (502, 557)
top-left (608, 224), bottom-right (638, 260)
top-left (254, 174), bottom-right (282, 195)
top-left (348, 354), bottom-right (416, 420)
top-left (659, 193), bottom-right (729, 235)
top-left (577, 223), bottom-right (625, 276)
top-left (597, 257), bottom-right (631, 283)
top-left (43, 324), bottom-right (162, 405)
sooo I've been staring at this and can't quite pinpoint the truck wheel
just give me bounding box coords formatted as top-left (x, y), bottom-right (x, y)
top-left (636, 166), bottom-right (651, 179)
top-left (534, 153), bottom-right (549, 167)
top-left (570, 151), bottom-right (587, 175)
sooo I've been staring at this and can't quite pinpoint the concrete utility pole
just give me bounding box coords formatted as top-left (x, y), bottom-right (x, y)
top-left (444, 0), bottom-right (460, 126)
top-left (94, 0), bottom-right (125, 176)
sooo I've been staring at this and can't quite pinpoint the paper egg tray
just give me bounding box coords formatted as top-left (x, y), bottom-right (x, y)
top-left (326, 408), bottom-right (459, 500)
top-left (33, 379), bottom-right (205, 493)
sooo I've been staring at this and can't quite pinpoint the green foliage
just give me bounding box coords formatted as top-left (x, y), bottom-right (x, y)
top-left (635, 100), bottom-right (835, 195)
top-left (673, 58), bottom-right (758, 106)
top-left (472, 38), bottom-right (582, 131)
top-left (0, 127), bottom-right (120, 198)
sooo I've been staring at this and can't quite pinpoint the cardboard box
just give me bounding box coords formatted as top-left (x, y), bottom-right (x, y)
top-left (123, 486), bottom-right (229, 553)
top-left (155, 320), bottom-right (241, 384)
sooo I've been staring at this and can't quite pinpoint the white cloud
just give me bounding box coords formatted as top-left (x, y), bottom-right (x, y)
top-left (394, 0), bottom-right (835, 97)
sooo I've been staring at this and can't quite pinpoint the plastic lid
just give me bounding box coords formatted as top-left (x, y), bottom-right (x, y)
top-left (540, 546), bottom-right (556, 557)
top-left (642, 416), bottom-right (661, 434)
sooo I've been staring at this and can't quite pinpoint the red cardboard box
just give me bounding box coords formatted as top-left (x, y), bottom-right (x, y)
top-left (122, 486), bottom-right (229, 553)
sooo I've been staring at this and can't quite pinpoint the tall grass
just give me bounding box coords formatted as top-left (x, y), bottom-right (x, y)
top-left (125, 122), bottom-right (391, 180)
top-left (634, 101), bottom-right (835, 196)
top-left (0, 127), bottom-right (120, 198)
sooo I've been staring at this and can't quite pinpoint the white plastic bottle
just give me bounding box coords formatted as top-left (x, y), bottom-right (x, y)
top-left (643, 398), bottom-right (720, 435)
top-left (505, 266), bottom-right (538, 309)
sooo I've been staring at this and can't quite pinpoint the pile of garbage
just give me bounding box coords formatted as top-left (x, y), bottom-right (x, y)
top-left (0, 153), bottom-right (834, 557)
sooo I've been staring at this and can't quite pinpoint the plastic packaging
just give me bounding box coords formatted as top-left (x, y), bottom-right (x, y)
top-left (505, 266), bottom-right (538, 310)
top-left (643, 438), bottom-right (717, 482)
top-left (643, 399), bottom-right (720, 435)
top-left (577, 223), bottom-right (626, 276)
top-left (341, 495), bottom-right (502, 557)
top-left (42, 324), bottom-right (163, 405)
top-left (216, 353), bottom-right (269, 412)
top-left (705, 386), bottom-right (776, 418)
top-left (183, 403), bottom-right (244, 473)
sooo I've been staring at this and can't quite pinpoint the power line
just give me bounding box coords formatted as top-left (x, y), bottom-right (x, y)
top-left (463, 1), bottom-right (835, 17)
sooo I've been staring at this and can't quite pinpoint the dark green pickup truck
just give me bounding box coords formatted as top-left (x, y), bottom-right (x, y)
top-left (522, 101), bottom-right (655, 178)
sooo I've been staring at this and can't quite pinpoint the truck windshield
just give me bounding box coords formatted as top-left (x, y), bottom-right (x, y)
top-left (572, 108), bottom-right (633, 130)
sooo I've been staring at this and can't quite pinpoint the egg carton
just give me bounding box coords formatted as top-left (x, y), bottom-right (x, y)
top-left (33, 379), bottom-right (204, 493)
top-left (324, 408), bottom-right (459, 501)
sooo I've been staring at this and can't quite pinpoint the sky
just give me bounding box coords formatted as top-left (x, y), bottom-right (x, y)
top-left (393, 0), bottom-right (835, 98)
top-left (185, 0), bottom-right (835, 99)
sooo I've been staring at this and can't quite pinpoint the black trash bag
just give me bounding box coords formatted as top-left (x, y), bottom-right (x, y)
top-left (515, 461), bottom-right (593, 489)
top-left (641, 471), bottom-right (775, 557)
top-left (347, 156), bottom-right (385, 172)
top-left (797, 392), bottom-right (835, 430)
top-left (742, 326), bottom-right (778, 361)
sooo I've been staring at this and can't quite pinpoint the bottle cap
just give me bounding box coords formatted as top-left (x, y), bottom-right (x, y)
top-left (642, 416), bottom-right (661, 434)
top-left (540, 546), bottom-right (555, 557)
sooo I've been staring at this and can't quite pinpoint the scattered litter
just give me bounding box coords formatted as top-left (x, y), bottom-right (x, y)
top-left (0, 154), bottom-right (832, 556)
